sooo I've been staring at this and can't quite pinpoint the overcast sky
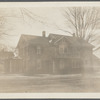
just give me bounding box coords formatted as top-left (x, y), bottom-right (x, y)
top-left (0, 8), bottom-right (72, 47)
top-left (0, 7), bottom-right (100, 58)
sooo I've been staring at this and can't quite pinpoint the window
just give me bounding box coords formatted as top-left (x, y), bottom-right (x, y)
top-left (59, 45), bottom-right (64, 54)
top-left (37, 46), bottom-right (41, 55)
top-left (22, 48), bottom-right (25, 57)
top-left (72, 60), bottom-right (74, 68)
top-left (76, 61), bottom-right (80, 68)
top-left (37, 59), bottom-right (42, 70)
top-left (72, 60), bottom-right (77, 68)
top-left (65, 47), bottom-right (68, 54)
top-left (60, 60), bottom-right (64, 69)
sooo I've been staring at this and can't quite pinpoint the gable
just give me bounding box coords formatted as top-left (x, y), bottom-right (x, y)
top-left (54, 36), bottom-right (71, 47)
top-left (49, 34), bottom-right (78, 45)
top-left (49, 34), bottom-right (94, 49)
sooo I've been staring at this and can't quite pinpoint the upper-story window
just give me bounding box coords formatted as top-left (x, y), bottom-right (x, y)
top-left (37, 46), bottom-right (41, 55)
top-left (59, 45), bottom-right (64, 54)
top-left (59, 45), bottom-right (69, 54)
top-left (65, 47), bottom-right (68, 54)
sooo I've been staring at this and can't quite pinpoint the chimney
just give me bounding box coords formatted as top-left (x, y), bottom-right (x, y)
top-left (42, 31), bottom-right (46, 37)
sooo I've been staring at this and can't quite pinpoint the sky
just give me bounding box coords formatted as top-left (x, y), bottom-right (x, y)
top-left (0, 7), bottom-right (100, 58)
top-left (0, 8), bottom-right (72, 47)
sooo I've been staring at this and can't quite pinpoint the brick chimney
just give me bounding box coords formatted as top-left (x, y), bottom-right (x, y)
top-left (42, 31), bottom-right (46, 37)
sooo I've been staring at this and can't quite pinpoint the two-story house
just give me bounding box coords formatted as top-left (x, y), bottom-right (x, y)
top-left (16, 31), bottom-right (53, 75)
top-left (4, 31), bottom-right (94, 75)
top-left (16, 31), bottom-right (94, 75)
top-left (48, 34), bottom-right (82, 74)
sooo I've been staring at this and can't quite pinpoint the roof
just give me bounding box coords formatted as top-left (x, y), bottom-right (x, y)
top-left (17, 34), bottom-right (49, 48)
top-left (48, 34), bottom-right (94, 48)
top-left (17, 33), bottom-right (94, 49)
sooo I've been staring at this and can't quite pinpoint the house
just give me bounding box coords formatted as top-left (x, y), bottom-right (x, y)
top-left (0, 48), bottom-right (23, 74)
top-left (48, 34), bottom-right (93, 74)
top-left (92, 55), bottom-right (100, 72)
top-left (0, 49), bottom-right (14, 73)
top-left (16, 31), bottom-right (52, 74)
top-left (3, 31), bottom-right (94, 75)
top-left (10, 31), bottom-right (93, 75)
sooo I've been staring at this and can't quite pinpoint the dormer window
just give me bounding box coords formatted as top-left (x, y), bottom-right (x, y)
top-left (37, 46), bottom-right (41, 55)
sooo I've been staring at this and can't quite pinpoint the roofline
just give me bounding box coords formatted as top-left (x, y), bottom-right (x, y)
top-left (16, 34), bottom-right (49, 49)
top-left (54, 36), bottom-right (65, 45)
top-left (49, 33), bottom-right (71, 37)
top-left (21, 34), bottom-right (42, 37)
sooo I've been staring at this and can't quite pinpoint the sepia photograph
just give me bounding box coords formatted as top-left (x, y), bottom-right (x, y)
top-left (0, 2), bottom-right (100, 96)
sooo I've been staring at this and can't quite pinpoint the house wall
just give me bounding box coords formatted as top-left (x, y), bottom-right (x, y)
top-left (80, 47), bottom-right (93, 73)
top-left (53, 58), bottom-right (82, 74)
top-left (4, 58), bottom-right (22, 74)
top-left (18, 44), bottom-right (53, 75)
top-left (5, 36), bottom-right (93, 75)
top-left (51, 39), bottom-right (82, 74)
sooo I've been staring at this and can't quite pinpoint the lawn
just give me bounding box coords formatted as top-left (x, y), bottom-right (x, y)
top-left (0, 73), bottom-right (99, 92)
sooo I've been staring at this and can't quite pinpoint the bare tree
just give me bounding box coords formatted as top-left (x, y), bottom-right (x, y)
top-left (62, 7), bottom-right (100, 42)
top-left (19, 7), bottom-right (100, 43)
top-left (0, 16), bottom-right (15, 37)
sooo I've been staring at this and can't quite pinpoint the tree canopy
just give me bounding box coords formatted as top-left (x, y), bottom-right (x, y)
top-left (62, 7), bottom-right (100, 42)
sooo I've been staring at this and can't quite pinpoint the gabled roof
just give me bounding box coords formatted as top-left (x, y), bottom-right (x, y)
top-left (17, 34), bottom-right (49, 48)
top-left (48, 34), bottom-right (94, 48)
top-left (48, 34), bottom-right (79, 45)
top-left (78, 38), bottom-right (94, 48)
top-left (17, 33), bottom-right (94, 49)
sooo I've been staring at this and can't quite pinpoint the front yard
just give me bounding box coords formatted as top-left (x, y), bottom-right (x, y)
top-left (0, 73), bottom-right (99, 92)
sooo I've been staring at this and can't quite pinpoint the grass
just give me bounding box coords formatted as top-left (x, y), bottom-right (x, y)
top-left (0, 73), bottom-right (99, 92)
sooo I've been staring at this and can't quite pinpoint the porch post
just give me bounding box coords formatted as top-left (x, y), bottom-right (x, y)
top-left (53, 60), bottom-right (56, 74)
top-left (9, 59), bottom-right (12, 73)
